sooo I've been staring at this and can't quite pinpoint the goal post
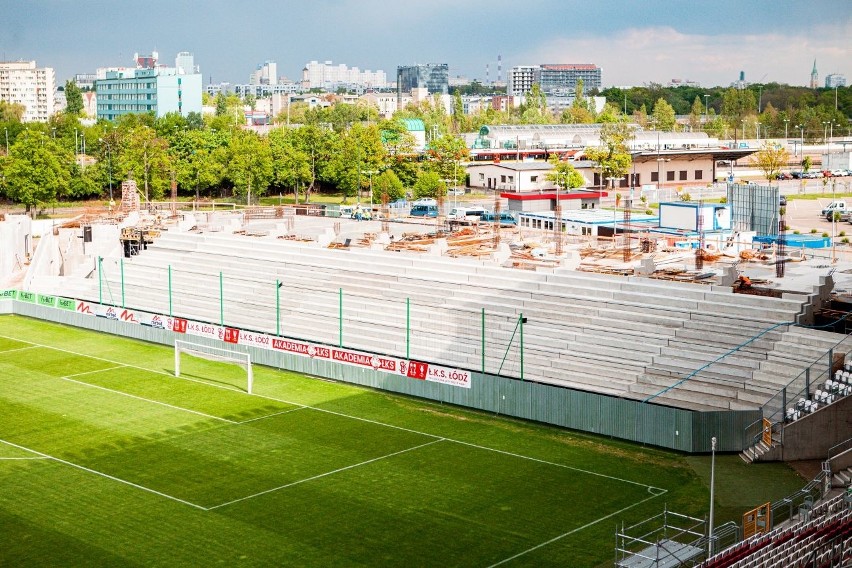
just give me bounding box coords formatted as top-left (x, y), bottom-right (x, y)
top-left (174, 339), bottom-right (254, 394)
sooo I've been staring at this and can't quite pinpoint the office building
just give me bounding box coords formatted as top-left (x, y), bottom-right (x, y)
top-left (250, 61), bottom-right (277, 86)
top-left (0, 60), bottom-right (56, 122)
top-left (95, 67), bottom-right (202, 121)
top-left (826, 74), bottom-right (847, 88)
top-left (397, 64), bottom-right (449, 102)
top-left (175, 52), bottom-right (199, 75)
top-left (508, 64), bottom-right (602, 96)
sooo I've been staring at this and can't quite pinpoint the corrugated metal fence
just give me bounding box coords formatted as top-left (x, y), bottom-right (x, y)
top-left (5, 301), bottom-right (758, 453)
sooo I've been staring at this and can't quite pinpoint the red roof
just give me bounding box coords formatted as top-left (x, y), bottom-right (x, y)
top-left (501, 191), bottom-right (608, 201)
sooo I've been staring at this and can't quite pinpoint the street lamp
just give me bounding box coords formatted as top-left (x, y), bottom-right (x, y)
top-left (703, 94), bottom-right (710, 122)
top-left (98, 137), bottom-right (114, 203)
top-left (3, 127), bottom-right (8, 154)
top-left (783, 119), bottom-right (789, 142)
top-left (822, 121), bottom-right (829, 145)
top-left (363, 170), bottom-right (377, 215)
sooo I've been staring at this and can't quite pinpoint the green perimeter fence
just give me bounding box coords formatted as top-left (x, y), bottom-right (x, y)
top-left (0, 294), bottom-right (758, 453)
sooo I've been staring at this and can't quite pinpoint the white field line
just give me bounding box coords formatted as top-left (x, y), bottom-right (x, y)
top-left (64, 365), bottom-right (127, 379)
top-left (487, 489), bottom-right (668, 568)
top-left (235, 406), bottom-right (306, 425)
top-left (0, 438), bottom-right (207, 510)
top-left (208, 438), bottom-right (445, 510)
top-left (0, 345), bottom-right (40, 355)
top-left (60, 376), bottom-right (237, 424)
top-left (0, 334), bottom-right (665, 494)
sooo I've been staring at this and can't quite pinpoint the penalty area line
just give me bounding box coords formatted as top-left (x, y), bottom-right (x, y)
top-left (0, 438), bottom-right (208, 511)
top-left (208, 438), bottom-right (445, 510)
top-left (487, 489), bottom-right (668, 568)
top-left (60, 375), bottom-right (238, 424)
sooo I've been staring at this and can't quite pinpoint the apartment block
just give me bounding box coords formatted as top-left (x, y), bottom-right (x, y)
top-left (0, 60), bottom-right (56, 122)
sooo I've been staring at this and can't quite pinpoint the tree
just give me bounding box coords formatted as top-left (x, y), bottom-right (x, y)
top-left (688, 96), bottom-right (703, 131)
top-left (64, 80), bottom-right (85, 116)
top-left (545, 157), bottom-right (586, 190)
top-left (268, 127), bottom-right (312, 202)
top-left (227, 129), bottom-right (273, 204)
top-left (651, 98), bottom-right (677, 131)
top-left (373, 169), bottom-right (405, 203)
top-left (751, 143), bottom-right (790, 185)
top-left (426, 133), bottom-right (469, 185)
top-left (412, 170), bottom-right (443, 199)
top-left (0, 100), bottom-right (25, 122)
top-left (120, 126), bottom-right (171, 202)
top-left (215, 93), bottom-right (228, 116)
top-left (583, 122), bottom-right (634, 188)
top-left (0, 131), bottom-right (70, 214)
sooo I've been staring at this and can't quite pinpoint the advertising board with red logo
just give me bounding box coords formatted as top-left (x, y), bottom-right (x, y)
top-left (63, 293), bottom-right (471, 388)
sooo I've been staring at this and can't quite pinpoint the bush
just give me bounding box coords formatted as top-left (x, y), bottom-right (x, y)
top-left (645, 209), bottom-right (653, 215)
top-left (841, 231), bottom-right (847, 237)
top-left (843, 238), bottom-right (850, 244)
top-left (823, 232), bottom-right (830, 238)
top-left (810, 228), bottom-right (818, 234)
top-left (793, 230), bottom-right (801, 234)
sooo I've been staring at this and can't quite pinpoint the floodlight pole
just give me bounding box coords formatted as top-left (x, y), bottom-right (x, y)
top-left (98, 256), bottom-right (103, 304)
top-left (276, 279), bottom-right (282, 336)
top-left (708, 436), bottom-right (717, 557)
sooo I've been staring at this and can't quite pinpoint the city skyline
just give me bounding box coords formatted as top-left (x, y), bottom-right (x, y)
top-left (2, 0), bottom-right (849, 89)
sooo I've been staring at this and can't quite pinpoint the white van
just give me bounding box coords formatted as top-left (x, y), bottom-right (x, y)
top-left (822, 201), bottom-right (847, 218)
top-left (448, 207), bottom-right (486, 221)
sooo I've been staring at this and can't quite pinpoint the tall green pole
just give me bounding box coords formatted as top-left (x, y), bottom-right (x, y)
top-left (519, 313), bottom-right (525, 381)
top-left (168, 265), bottom-right (172, 317)
top-left (481, 308), bottom-right (485, 374)
top-left (219, 271), bottom-right (224, 326)
top-left (338, 288), bottom-right (343, 347)
top-left (120, 258), bottom-right (125, 308)
top-left (406, 297), bottom-right (410, 360)
top-left (276, 279), bottom-right (281, 337)
top-left (98, 257), bottom-right (103, 305)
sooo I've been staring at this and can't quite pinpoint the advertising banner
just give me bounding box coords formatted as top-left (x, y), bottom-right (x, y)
top-left (16, 291), bottom-right (472, 389)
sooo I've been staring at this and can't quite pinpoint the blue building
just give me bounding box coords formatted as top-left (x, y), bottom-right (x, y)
top-left (95, 68), bottom-right (202, 121)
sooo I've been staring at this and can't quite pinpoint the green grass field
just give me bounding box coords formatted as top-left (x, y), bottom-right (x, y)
top-left (0, 315), bottom-right (807, 567)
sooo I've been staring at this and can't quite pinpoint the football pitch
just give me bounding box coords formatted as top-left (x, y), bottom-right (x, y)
top-left (0, 316), bottom-right (805, 567)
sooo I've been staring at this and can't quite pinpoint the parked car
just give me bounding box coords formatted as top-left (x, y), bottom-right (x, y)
top-left (791, 171), bottom-right (805, 179)
top-left (779, 195), bottom-right (787, 207)
top-left (775, 172), bottom-right (793, 180)
top-left (822, 201), bottom-right (848, 218)
top-left (412, 198), bottom-right (437, 206)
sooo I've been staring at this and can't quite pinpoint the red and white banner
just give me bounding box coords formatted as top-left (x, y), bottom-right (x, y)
top-left (70, 298), bottom-right (471, 388)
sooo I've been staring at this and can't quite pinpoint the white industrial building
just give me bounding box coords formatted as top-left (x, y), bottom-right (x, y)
top-left (0, 60), bottom-right (56, 122)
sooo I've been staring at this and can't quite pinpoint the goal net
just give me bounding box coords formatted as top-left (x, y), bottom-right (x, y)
top-left (174, 339), bottom-right (254, 394)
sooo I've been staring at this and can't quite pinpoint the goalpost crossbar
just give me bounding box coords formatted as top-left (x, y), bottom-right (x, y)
top-left (174, 339), bottom-right (254, 394)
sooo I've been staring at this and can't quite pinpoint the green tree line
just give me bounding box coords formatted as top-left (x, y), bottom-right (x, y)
top-left (0, 101), bottom-right (471, 212)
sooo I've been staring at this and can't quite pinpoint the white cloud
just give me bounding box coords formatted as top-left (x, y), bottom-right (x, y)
top-left (519, 24), bottom-right (851, 87)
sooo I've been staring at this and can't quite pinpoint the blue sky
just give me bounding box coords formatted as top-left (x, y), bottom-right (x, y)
top-left (2, 0), bottom-right (849, 88)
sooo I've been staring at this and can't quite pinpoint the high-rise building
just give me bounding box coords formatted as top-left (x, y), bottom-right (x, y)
top-left (825, 74), bottom-right (846, 88)
top-left (810, 60), bottom-right (819, 89)
top-left (396, 64), bottom-right (449, 102)
top-left (0, 60), bottom-right (56, 122)
top-left (301, 61), bottom-right (388, 91)
top-left (250, 61), bottom-right (277, 86)
top-left (507, 66), bottom-right (538, 97)
top-left (175, 52), bottom-right (199, 75)
top-left (95, 67), bottom-right (202, 121)
top-left (538, 64), bottom-right (601, 94)
top-left (507, 64), bottom-right (602, 96)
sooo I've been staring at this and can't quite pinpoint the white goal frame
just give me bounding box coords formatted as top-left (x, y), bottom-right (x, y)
top-left (174, 339), bottom-right (254, 394)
